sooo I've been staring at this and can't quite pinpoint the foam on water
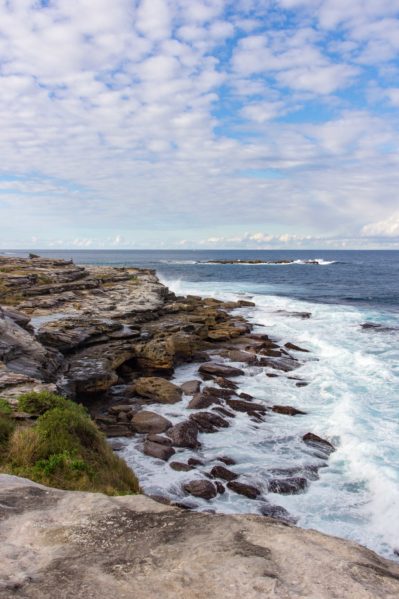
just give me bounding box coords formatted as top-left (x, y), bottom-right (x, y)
top-left (120, 274), bottom-right (399, 560)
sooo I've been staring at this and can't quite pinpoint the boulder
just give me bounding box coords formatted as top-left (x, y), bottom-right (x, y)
top-left (143, 440), bottom-right (175, 461)
top-left (212, 406), bottom-right (236, 418)
top-left (303, 432), bottom-right (335, 454)
top-left (211, 376), bottom-right (238, 390)
top-left (219, 350), bottom-right (256, 363)
top-left (181, 380), bottom-right (201, 395)
top-left (226, 398), bottom-right (267, 416)
top-left (272, 405), bottom-right (306, 416)
top-left (268, 477), bottom-right (308, 495)
top-left (187, 392), bottom-right (221, 410)
top-left (188, 457), bottom-right (204, 466)
top-left (189, 411), bottom-right (229, 433)
top-left (209, 465), bottom-right (238, 481)
top-left (167, 421), bottom-right (200, 449)
top-left (135, 337), bottom-right (175, 371)
top-left (170, 462), bottom-right (193, 472)
top-left (199, 363), bottom-right (244, 378)
top-left (284, 342), bottom-right (310, 353)
top-left (146, 434), bottom-right (173, 446)
top-left (260, 504), bottom-right (296, 523)
top-left (217, 456), bottom-right (236, 466)
top-left (183, 480), bottom-right (217, 500)
top-left (227, 481), bottom-right (261, 499)
top-left (131, 411), bottom-right (172, 434)
top-left (134, 377), bottom-right (182, 404)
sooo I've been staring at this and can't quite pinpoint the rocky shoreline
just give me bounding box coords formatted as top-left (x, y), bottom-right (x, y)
top-left (1, 254), bottom-right (399, 597)
top-left (0, 254), bottom-right (333, 515)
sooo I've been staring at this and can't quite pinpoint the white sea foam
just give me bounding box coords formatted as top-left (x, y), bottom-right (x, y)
top-left (121, 276), bottom-right (399, 560)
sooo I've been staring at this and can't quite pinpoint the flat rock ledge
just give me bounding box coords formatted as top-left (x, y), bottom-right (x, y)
top-left (1, 475), bottom-right (399, 599)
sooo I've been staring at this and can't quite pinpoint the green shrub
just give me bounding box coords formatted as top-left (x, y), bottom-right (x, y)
top-left (0, 399), bottom-right (12, 415)
top-left (0, 415), bottom-right (15, 449)
top-left (18, 391), bottom-right (87, 416)
top-left (4, 395), bottom-right (139, 495)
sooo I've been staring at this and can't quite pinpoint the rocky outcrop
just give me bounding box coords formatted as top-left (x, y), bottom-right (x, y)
top-left (134, 377), bottom-right (182, 404)
top-left (3, 475), bottom-right (398, 599)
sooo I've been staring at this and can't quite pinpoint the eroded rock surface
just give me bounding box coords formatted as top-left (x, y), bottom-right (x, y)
top-left (1, 475), bottom-right (399, 599)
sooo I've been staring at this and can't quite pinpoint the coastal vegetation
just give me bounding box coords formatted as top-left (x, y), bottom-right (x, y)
top-left (0, 391), bottom-right (139, 495)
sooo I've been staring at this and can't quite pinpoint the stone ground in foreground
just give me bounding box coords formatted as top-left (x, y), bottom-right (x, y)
top-left (1, 475), bottom-right (399, 599)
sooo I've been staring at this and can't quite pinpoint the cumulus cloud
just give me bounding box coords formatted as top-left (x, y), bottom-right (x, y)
top-left (0, 0), bottom-right (398, 248)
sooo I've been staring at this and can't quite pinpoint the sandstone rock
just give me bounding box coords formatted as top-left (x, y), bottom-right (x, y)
top-left (190, 411), bottom-right (229, 433)
top-left (203, 386), bottom-right (235, 399)
top-left (144, 440), bottom-right (175, 461)
top-left (135, 377), bottom-right (182, 404)
top-left (131, 411), bottom-right (172, 434)
top-left (227, 481), bottom-right (261, 499)
top-left (272, 405), bottom-right (307, 416)
top-left (1, 475), bottom-right (399, 598)
top-left (268, 477), bottom-right (308, 495)
top-left (285, 342), bottom-right (310, 353)
top-left (146, 434), bottom-right (173, 446)
top-left (187, 392), bottom-right (221, 410)
top-left (170, 462), bottom-right (193, 472)
top-left (199, 362), bottom-right (244, 378)
top-left (303, 432), bottom-right (335, 454)
top-left (136, 337), bottom-right (175, 371)
top-left (226, 398), bottom-right (267, 416)
top-left (167, 421), bottom-right (200, 449)
top-left (181, 380), bottom-right (201, 395)
top-left (183, 479), bottom-right (217, 500)
top-left (209, 465), bottom-right (238, 481)
top-left (260, 503), bottom-right (296, 523)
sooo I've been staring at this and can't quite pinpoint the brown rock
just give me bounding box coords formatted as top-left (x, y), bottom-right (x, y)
top-left (170, 462), bottom-right (193, 472)
top-left (209, 465), bottom-right (238, 481)
top-left (215, 481), bottom-right (225, 494)
top-left (227, 481), bottom-right (261, 499)
top-left (189, 412), bottom-right (229, 433)
top-left (188, 457), bottom-right (204, 466)
top-left (143, 440), bottom-right (175, 461)
top-left (211, 376), bottom-right (238, 390)
top-left (146, 434), bottom-right (173, 446)
top-left (285, 342), bottom-right (310, 353)
top-left (131, 411), bottom-right (172, 434)
top-left (272, 405), bottom-right (306, 416)
top-left (183, 480), bottom-right (217, 500)
top-left (219, 350), bottom-right (256, 363)
top-left (134, 377), bottom-right (182, 404)
top-left (217, 456), bottom-right (236, 466)
top-left (181, 380), bottom-right (201, 395)
top-left (260, 504), bottom-right (296, 523)
top-left (212, 406), bottom-right (236, 418)
top-left (303, 433), bottom-right (335, 453)
top-left (199, 363), bottom-right (244, 378)
top-left (187, 391), bottom-right (221, 410)
top-left (268, 477), bottom-right (308, 495)
top-left (226, 398), bottom-right (267, 415)
top-left (167, 421), bottom-right (200, 449)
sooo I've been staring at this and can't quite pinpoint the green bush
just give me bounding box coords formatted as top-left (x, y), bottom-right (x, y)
top-left (0, 415), bottom-right (15, 449)
top-left (3, 393), bottom-right (139, 495)
top-left (18, 391), bottom-right (87, 416)
top-left (0, 399), bottom-right (12, 415)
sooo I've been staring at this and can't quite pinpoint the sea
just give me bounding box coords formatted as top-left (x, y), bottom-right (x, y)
top-left (5, 249), bottom-right (399, 560)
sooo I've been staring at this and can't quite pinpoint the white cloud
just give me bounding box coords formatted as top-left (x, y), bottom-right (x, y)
top-left (361, 213), bottom-right (399, 237)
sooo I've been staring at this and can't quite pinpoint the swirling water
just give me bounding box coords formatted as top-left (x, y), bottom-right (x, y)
top-left (8, 249), bottom-right (399, 559)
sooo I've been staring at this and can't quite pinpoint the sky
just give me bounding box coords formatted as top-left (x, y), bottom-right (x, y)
top-left (0, 0), bottom-right (399, 250)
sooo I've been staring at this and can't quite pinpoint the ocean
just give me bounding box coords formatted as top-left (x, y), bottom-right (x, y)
top-left (6, 249), bottom-right (399, 559)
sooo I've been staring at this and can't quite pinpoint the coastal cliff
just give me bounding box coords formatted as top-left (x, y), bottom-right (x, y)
top-left (1, 254), bottom-right (399, 598)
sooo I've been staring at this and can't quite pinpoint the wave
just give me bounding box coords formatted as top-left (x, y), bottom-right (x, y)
top-left (197, 258), bottom-right (336, 266)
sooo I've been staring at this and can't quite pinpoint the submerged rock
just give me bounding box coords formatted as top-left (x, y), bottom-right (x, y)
top-left (272, 405), bottom-right (307, 416)
top-left (227, 481), bottom-right (261, 499)
top-left (167, 421), bottom-right (200, 449)
top-left (183, 479), bottom-right (217, 500)
top-left (268, 477), bottom-right (308, 495)
top-left (209, 465), bottom-right (238, 481)
top-left (303, 432), bottom-right (335, 454)
top-left (189, 411), bottom-right (229, 433)
top-left (199, 362), bottom-right (244, 378)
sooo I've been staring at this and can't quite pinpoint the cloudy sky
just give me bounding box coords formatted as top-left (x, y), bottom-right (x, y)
top-left (1, 0), bottom-right (399, 249)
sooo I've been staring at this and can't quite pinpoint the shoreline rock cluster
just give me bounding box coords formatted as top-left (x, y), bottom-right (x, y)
top-left (0, 255), bottom-right (334, 513)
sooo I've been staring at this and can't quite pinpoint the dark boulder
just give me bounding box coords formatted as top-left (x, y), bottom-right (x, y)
top-left (285, 342), bottom-right (310, 353)
top-left (187, 392), bottom-right (221, 410)
top-left (260, 504), bottom-right (297, 524)
top-left (209, 465), bottom-right (238, 481)
top-left (303, 432), bottom-right (335, 454)
top-left (131, 410), bottom-right (172, 434)
top-left (189, 411), bottom-right (229, 433)
top-left (181, 380), bottom-right (201, 395)
top-left (227, 481), bottom-right (261, 499)
top-left (268, 477), bottom-right (308, 495)
top-left (199, 363), bottom-right (244, 378)
top-left (272, 405), bottom-right (306, 416)
top-left (183, 480), bottom-right (217, 500)
top-left (143, 440), bottom-right (175, 461)
top-left (167, 421), bottom-right (200, 449)
top-left (226, 398), bottom-right (266, 416)
top-left (169, 461), bottom-right (193, 472)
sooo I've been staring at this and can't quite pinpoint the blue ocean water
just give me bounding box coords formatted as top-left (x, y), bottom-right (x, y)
top-left (6, 249), bottom-right (399, 558)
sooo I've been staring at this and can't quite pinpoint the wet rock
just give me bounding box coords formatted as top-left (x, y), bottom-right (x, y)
top-left (199, 362), bottom-right (244, 378)
top-left (181, 380), bottom-right (201, 395)
top-left (239, 392), bottom-right (253, 401)
top-left (227, 481), bottom-right (261, 499)
top-left (167, 421), bottom-right (200, 449)
top-left (219, 349), bottom-right (256, 363)
top-left (109, 404), bottom-right (135, 414)
top-left (275, 310), bottom-right (311, 319)
top-left (217, 456), bottom-right (236, 466)
top-left (215, 481), bottom-right (225, 494)
top-left (259, 356), bottom-right (299, 372)
top-left (101, 424), bottom-right (133, 437)
top-left (146, 438), bottom-right (174, 452)
top-left (134, 377), bottom-right (182, 404)
top-left (187, 392), bottom-right (221, 410)
top-left (272, 405), bottom-right (307, 416)
top-left (303, 432), bottom-right (335, 454)
top-left (268, 477), bottom-right (308, 495)
top-left (183, 479), bottom-right (217, 500)
top-left (131, 411), bottom-right (172, 434)
top-left (143, 440), bottom-right (175, 461)
top-left (170, 461), bottom-right (193, 472)
top-left (189, 411), bottom-right (229, 433)
top-left (209, 465), bottom-right (238, 481)
top-left (260, 504), bottom-right (297, 524)
top-left (202, 386), bottom-right (235, 399)
top-left (211, 376), bottom-right (238, 390)
top-left (226, 398), bottom-right (267, 416)
top-left (188, 457), bottom-right (204, 466)
top-left (212, 406), bottom-right (236, 418)
top-left (285, 342), bottom-right (310, 353)
top-left (296, 381), bottom-right (309, 388)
